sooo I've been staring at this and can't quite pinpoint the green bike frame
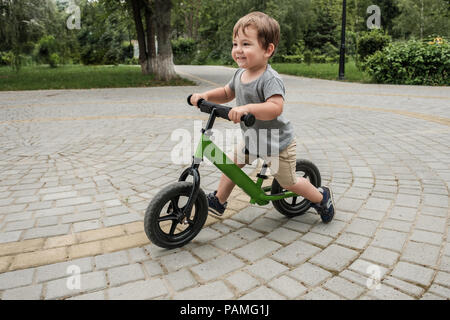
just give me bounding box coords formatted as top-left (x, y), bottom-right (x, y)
top-left (194, 132), bottom-right (297, 206)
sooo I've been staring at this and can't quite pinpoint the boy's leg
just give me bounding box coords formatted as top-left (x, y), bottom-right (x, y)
top-left (284, 177), bottom-right (323, 203)
top-left (208, 141), bottom-right (248, 216)
top-left (215, 162), bottom-right (245, 204)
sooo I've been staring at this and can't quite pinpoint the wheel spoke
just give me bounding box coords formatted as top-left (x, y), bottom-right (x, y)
top-left (169, 220), bottom-right (177, 236)
top-left (170, 198), bottom-right (180, 212)
top-left (292, 196), bottom-right (297, 205)
top-left (157, 214), bottom-right (178, 222)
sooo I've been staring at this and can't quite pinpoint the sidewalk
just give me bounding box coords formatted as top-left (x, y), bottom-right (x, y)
top-left (0, 65), bottom-right (449, 299)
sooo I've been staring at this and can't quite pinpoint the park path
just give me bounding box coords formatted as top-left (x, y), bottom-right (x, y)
top-left (0, 65), bottom-right (449, 300)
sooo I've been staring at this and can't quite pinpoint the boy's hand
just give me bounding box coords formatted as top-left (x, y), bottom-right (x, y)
top-left (189, 93), bottom-right (205, 107)
top-left (229, 105), bottom-right (250, 123)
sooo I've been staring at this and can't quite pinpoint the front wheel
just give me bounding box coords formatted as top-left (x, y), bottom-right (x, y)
top-left (144, 182), bottom-right (208, 249)
top-left (271, 159), bottom-right (321, 218)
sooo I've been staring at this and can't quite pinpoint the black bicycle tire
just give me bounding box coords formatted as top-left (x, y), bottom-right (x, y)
top-left (144, 181), bottom-right (208, 249)
top-left (271, 159), bottom-right (321, 218)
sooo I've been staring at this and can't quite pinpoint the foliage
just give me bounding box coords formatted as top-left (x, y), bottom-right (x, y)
top-left (363, 39), bottom-right (450, 85)
top-left (172, 37), bottom-right (197, 64)
top-left (356, 29), bottom-right (391, 68)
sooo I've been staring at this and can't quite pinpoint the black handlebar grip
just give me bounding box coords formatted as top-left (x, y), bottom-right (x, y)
top-left (241, 113), bottom-right (256, 127)
top-left (187, 94), bottom-right (194, 106)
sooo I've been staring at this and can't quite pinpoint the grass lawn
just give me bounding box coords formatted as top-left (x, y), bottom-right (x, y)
top-left (0, 64), bottom-right (195, 91)
top-left (271, 60), bottom-right (373, 83)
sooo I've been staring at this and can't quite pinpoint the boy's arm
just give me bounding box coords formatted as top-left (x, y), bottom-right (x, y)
top-left (228, 94), bottom-right (283, 123)
top-left (190, 85), bottom-right (235, 106)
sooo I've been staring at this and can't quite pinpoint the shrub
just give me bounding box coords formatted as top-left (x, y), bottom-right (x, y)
top-left (172, 37), bottom-right (196, 64)
top-left (49, 53), bottom-right (59, 68)
top-left (363, 39), bottom-right (450, 85)
top-left (35, 35), bottom-right (59, 67)
top-left (356, 29), bottom-right (391, 67)
top-left (0, 51), bottom-right (14, 66)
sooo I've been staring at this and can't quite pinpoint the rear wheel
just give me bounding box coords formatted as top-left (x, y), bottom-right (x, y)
top-left (271, 159), bottom-right (321, 218)
top-left (144, 182), bottom-right (208, 249)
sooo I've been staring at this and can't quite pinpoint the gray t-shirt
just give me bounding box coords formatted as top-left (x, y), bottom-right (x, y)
top-left (227, 64), bottom-right (294, 157)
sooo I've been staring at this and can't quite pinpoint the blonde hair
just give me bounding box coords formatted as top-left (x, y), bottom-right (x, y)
top-left (233, 12), bottom-right (280, 57)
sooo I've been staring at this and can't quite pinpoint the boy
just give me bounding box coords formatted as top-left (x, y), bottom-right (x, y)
top-left (190, 12), bottom-right (335, 223)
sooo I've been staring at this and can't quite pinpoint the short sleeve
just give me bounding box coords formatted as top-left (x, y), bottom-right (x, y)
top-left (263, 76), bottom-right (285, 101)
top-left (227, 68), bottom-right (242, 92)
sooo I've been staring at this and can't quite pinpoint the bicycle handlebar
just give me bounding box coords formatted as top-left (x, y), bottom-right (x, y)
top-left (187, 95), bottom-right (255, 127)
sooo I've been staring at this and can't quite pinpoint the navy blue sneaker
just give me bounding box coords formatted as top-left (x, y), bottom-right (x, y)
top-left (207, 191), bottom-right (227, 216)
top-left (311, 186), bottom-right (335, 223)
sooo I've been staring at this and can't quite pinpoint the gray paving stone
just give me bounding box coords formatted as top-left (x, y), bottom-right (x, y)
top-left (95, 251), bottom-right (129, 270)
top-left (366, 284), bottom-right (415, 300)
top-left (212, 233), bottom-right (247, 251)
top-left (300, 232), bottom-right (334, 247)
top-left (272, 240), bottom-right (320, 266)
top-left (160, 250), bottom-right (200, 273)
top-left (103, 213), bottom-right (141, 227)
top-left (174, 281), bottom-right (234, 300)
top-left (372, 229), bottom-right (408, 252)
top-left (310, 244), bottom-right (359, 272)
top-left (245, 258), bottom-right (289, 281)
top-left (232, 238), bottom-right (281, 262)
top-left (302, 287), bottom-right (343, 300)
top-left (382, 276), bottom-right (424, 298)
top-left (191, 244), bottom-right (222, 261)
top-left (226, 272), bottom-right (259, 293)
top-left (36, 257), bottom-right (93, 283)
top-left (238, 286), bottom-right (285, 300)
top-left (345, 218), bottom-right (379, 236)
top-left (323, 276), bottom-right (366, 299)
top-left (67, 290), bottom-right (106, 300)
top-left (335, 232), bottom-right (370, 250)
top-left (1, 284), bottom-right (43, 300)
top-left (268, 275), bottom-right (307, 299)
top-left (190, 254), bottom-right (244, 281)
top-left (165, 269), bottom-right (197, 291)
top-left (401, 241), bottom-right (440, 267)
top-left (391, 262), bottom-right (434, 287)
top-left (23, 224), bottom-right (70, 240)
top-left (45, 271), bottom-right (107, 300)
top-left (266, 227), bottom-right (301, 244)
top-left (360, 246), bottom-right (399, 268)
top-left (231, 206), bottom-right (267, 224)
top-left (289, 263), bottom-right (332, 287)
top-left (0, 229), bottom-right (22, 243)
top-left (108, 279), bottom-right (168, 300)
top-left (0, 268), bottom-right (35, 290)
top-left (142, 260), bottom-right (164, 277)
top-left (107, 263), bottom-right (145, 287)
top-left (363, 198), bottom-right (392, 212)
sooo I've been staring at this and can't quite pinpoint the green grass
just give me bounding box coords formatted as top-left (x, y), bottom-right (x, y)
top-left (0, 64), bottom-right (195, 91)
top-left (271, 61), bottom-right (373, 83)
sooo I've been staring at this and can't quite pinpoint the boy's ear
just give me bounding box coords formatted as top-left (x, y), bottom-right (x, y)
top-left (265, 43), bottom-right (275, 58)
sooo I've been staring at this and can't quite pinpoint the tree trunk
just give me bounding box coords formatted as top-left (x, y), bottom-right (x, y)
top-left (154, 0), bottom-right (176, 81)
top-left (130, 0), bottom-right (151, 74)
top-left (144, 1), bottom-right (156, 73)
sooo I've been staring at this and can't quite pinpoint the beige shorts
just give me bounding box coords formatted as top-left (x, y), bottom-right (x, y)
top-left (232, 139), bottom-right (298, 187)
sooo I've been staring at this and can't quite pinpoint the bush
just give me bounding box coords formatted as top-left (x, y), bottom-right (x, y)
top-left (49, 53), bottom-right (59, 68)
top-left (356, 29), bottom-right (391, 67)
top-left (363, 39), bottom-right (450, 85)
top-left (280, 55), bottom-right (304, 63)
top-left (172, 37), bottom-right (196, 64)
top-left (35, 35), bottom-right (59, 67)
top-left (0, 51), bottom-right (14, 66)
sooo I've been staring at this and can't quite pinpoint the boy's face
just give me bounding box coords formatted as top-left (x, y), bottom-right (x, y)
top-left (232, 26), bottom-right (274, 71)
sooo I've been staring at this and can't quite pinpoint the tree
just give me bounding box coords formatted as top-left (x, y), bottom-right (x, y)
top-left (128, 0), bottom-right (176, 80)
top-left (0, 0), bottom-right (58, 70)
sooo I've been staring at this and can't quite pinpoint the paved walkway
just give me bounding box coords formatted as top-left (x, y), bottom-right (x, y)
top-left (0, 65), bottom-right (449, 300)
